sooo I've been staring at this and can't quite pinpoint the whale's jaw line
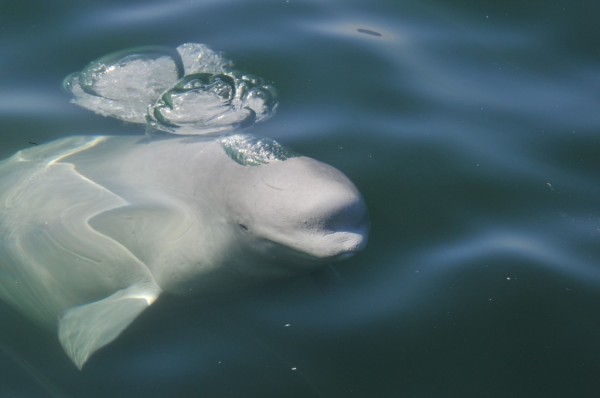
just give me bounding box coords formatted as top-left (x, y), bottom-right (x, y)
top-left (258, 225), bottom-right (369, 265)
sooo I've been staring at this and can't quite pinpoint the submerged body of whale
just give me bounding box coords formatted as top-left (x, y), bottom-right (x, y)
top-left (0, 134), bottom-right (369, 368)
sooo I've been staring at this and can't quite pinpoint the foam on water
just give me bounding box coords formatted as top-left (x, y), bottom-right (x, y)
top-left (220, 134), bottom-right (298, 166)
top-left (63, 47), bottom-right (183, 124)
top-left (63, 43), bottom-right (277, 135)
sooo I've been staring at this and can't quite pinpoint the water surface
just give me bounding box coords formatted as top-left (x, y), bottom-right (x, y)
top-left (1, 0), bottom-right (599, 397)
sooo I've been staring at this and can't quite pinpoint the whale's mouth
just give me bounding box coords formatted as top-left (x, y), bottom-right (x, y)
top-left (308, 229), bottom-right (369, 260)
top-left (261, 226), bottom-right (369, 265)
top-left (254, 194), bottom-right (371, 263)
top-left (332, 252), bottom-right (358, 261)
top-left (331, 232), bottom-right (369, 259)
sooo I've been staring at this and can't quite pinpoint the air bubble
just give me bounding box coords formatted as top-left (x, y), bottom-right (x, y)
top-left (64, 43), bottom-right (277, 135)
top-left (64, 46), bottom-right (183, 123)
top-left (147, 72), bottom-right (277, 135)
top-left (220, 134), bottom-right (297, 166)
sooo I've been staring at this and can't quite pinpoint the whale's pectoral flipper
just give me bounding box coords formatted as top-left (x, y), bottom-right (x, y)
top-left (58, 283), bottom-right (160, 369)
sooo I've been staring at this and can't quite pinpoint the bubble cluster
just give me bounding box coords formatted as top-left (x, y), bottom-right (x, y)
top-left (220, 134), bottom-right (298, 166)
top-left (64, 43), bottom-right (278, 135)
top-left (147, 72), bottom-right (277, 135)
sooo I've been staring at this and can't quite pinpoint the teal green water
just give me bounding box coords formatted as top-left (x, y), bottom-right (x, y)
top-left (1, 1), bottom-right (599, 397)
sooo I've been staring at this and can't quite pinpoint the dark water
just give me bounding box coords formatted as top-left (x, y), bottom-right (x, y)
top-left (1, 0), bottom-right (600, 397)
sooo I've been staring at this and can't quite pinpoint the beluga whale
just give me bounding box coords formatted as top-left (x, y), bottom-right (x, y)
top-left (0, 44), bottom-right (370, 369)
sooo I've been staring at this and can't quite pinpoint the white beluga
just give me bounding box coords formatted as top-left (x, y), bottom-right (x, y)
top-left (0, 43), bottom-right (369, 369)
top-left (0, 134), bottom-right (369, 368)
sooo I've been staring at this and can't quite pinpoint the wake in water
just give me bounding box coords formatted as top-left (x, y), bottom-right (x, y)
top-left (63, 43), bottom-right (278, 135)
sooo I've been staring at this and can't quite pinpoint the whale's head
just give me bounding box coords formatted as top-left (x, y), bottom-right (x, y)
top-left (219, 135), bottom-right (369, 267)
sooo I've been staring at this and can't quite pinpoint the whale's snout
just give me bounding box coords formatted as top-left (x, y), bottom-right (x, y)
top-left (305, 178), bottom-right (370, 260)
top-left (252, 156), bottom-right (370, 261)
top-left (327, 210), bottom-right (370, 258)
top-left (233, 154), bottom-right (370, 263)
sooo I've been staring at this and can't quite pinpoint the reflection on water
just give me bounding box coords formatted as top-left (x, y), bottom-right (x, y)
top-left (1, 0), bottom-right (599, 396)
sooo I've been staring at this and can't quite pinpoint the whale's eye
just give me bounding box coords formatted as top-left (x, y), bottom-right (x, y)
top-left (238, 223), bottom-right (249, 231)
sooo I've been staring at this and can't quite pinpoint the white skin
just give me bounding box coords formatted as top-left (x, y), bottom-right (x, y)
top-left (0, 134), bottom-right (369, 368)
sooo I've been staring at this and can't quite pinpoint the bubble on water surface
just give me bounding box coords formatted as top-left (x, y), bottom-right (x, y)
top-left (64, 46), bottom-right (185, 123)
top-left (177, 43), bottom-right (232, 75)
top-left (220, 134), bottom-right (297, 166)
top-left (147, 72), bottom-right (277, 135)
top-left (63, 43), bottom-right (277, 135)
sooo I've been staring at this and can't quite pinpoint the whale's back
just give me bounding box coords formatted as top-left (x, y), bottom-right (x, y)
top-left (0, 136), bottom-right (159, 324)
